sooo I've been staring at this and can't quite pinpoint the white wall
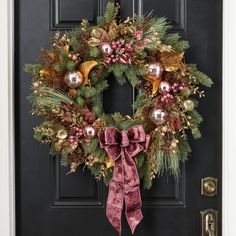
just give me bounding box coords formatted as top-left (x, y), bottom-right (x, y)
top-left (0, 0), bottom-right (15, 235)
top-left (223, 0), bottom-right (236, 235)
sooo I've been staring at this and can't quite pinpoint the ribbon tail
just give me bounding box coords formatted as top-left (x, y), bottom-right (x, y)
top-left (124, 185), bottom-right (143, 234)
top-left (123, 150), bottom-right (143, 234)
top-left (106, 158), bottom-right (124, 235)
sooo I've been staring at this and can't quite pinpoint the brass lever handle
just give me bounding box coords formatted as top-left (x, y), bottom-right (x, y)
top-left (200, 209), bottom-right (218, 236)
top-left (205, 213), bottom-right (215, 236)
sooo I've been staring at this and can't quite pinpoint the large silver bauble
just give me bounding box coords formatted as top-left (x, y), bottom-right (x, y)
top-left (100, 42), bottom-right (113, 56)
top-left (83, 125), bottom-right (96, 139)
top-left (183, 100), bottom-right (194, 111)
top-left (148, 62), bottom-right (163, 77)
top-left (149, 108), bottom-right (167, 125)
top-left (64, 71), bottom-right (83, 89)
top-left (158, 81), bottom-right (171, 94)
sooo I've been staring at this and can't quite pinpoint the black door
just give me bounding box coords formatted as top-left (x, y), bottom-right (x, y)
top-left (15, 0), bottom-right (222, 235)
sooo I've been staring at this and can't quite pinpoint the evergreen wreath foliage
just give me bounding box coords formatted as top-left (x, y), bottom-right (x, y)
top-left (25, 3), bottom-right (212, 189)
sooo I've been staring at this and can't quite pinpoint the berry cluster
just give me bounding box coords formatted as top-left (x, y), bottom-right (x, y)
top-left (105, 40), bottom-right (134, 64)
top-left (172, 82), bottom-right (189, 93)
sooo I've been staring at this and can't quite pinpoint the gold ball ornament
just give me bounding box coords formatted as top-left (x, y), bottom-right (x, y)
top-left (57, 129), bottom-right (68, 140)
top-left (64, 71), bottom-right (83, 89)
top-left (183, 100), bottom-right (194, 111)
top-left (181, 88), bottom-right (191, 97)
top-left (32, 81), bottom-right (40, 89)
top-left (162, 126), bottom-right (168, 132)
top-left (72, 54), bottom-right (78, 61)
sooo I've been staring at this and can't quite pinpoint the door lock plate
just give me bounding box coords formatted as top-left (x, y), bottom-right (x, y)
top-left (201, 177), bottom-right (218, 197)
top-left (200, 209), bottom-right (218, 236)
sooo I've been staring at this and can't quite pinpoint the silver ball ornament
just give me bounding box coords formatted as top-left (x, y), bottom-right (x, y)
top-left (149, 108), bottom-right (167, 125)
top-left (83, 125), bottom-right (96, 139)
top-left (148, 62), bottom-right (163, 77)
top-left (158, 81), bottom-right (171, 94)
top-left (183, 100), bottom-right (194, 111)
top-left (64, 71), bottom-right (83, 89)
top-left (100, 42), bottom-right (113, 56)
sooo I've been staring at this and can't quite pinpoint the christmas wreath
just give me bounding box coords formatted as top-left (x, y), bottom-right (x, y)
top-left (25, 3), bottom-right (213, 234)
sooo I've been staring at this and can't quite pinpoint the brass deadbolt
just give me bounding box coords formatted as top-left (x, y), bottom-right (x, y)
top-left (201, 177), bottom-right (218, 197)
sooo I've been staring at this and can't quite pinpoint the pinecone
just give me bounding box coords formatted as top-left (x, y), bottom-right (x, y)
top-left (68, 89), bottom-right (77, 98)
top-left (93, 118), bottom-right (106, 131)
top-left (139, 81), bottom-right (153, 96)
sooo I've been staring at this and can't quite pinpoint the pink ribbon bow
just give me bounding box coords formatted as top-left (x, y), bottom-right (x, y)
top-left (98, 125), bottom-right (150, 235)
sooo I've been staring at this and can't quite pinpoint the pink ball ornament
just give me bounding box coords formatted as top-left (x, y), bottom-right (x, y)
top-left (100, 42), bottom-right (113, 56)
top-left (149, 108), bottom-right (167, 125)
top-left (158, 81), bottom-right (171, 94)
top-left (148, 62), bottom-right (163, 77)
top-left (83, 125), bottom-right (96, 139)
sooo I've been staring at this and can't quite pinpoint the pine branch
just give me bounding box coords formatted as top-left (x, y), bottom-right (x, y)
top-left (77, 86), bottom-right (97, 98)
top-left (133, 93), bottom-right (153, 110)
top-left (163, 33), bottom-right (189, 51)
top-left (175, 133), bottom-right (191, 161)
top-left (89, 47), bottom-right (100, 58)
top-left (104, 2), bottom-right (116, 23)
top-left (144, 17), bottom-right (171, 39)
top-left (68, 28), bottom-right (81, 38)
top-left (29, 87), bottom-right (74, 108)
top-left (24, 64), bottom-right (41, 77)
top-left (107, 63), bottom-right (129, 85)
top-left (189, 64), bottom-right (214, 87)
top-left (125, 66), bottom-right (141, 87)
top-left (97, 2), bottom-right (116, 25)
top-left (66, 61), bottom-right (77, 71)
top-left (53, 61), bottom-right (66, 73)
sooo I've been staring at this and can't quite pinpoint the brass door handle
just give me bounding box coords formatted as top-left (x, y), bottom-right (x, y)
top-left (201, 209), bottom-right (218, 236)
top-left (205, 213), bottom-right (215, 236)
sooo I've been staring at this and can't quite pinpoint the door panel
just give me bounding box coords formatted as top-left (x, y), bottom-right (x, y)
top-left (15, 0), bottom-right (222, 235)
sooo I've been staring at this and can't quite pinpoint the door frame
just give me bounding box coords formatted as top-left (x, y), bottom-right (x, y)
top-left (0, 0), bottom-right (235, 235)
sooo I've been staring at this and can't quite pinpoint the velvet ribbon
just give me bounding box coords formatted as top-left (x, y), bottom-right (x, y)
top-left (98, 125), bottom-right (150, 234)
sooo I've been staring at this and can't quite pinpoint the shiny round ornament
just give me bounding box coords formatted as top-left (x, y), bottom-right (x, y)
top-left (32, 81), bottom-right (40, 89)
top-left (100, 42), bottom-right (113, 56)
top-left (158, 81), bottom-right (171, 94)
top-left (64, 71), bottom-right (83, 89)
top-left (148, 62), bottom-right (163, 77)
top-left (83, 125), bottom-right (96, 139)
top-left (181, 88), bottom-right (191, 97)
top-left (149, 108), bottom-right (167, 125)
top-left (57, 129), bottom-right (68, 140)
top-left (183, 100), bottom-right (194, 111)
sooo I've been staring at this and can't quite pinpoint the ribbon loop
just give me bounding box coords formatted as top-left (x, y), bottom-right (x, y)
top-left (98, 125), bottom-right (150, 235)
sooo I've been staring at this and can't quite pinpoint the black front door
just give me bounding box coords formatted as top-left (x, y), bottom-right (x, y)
top-left (15, 0), bottom-right (222, 235)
